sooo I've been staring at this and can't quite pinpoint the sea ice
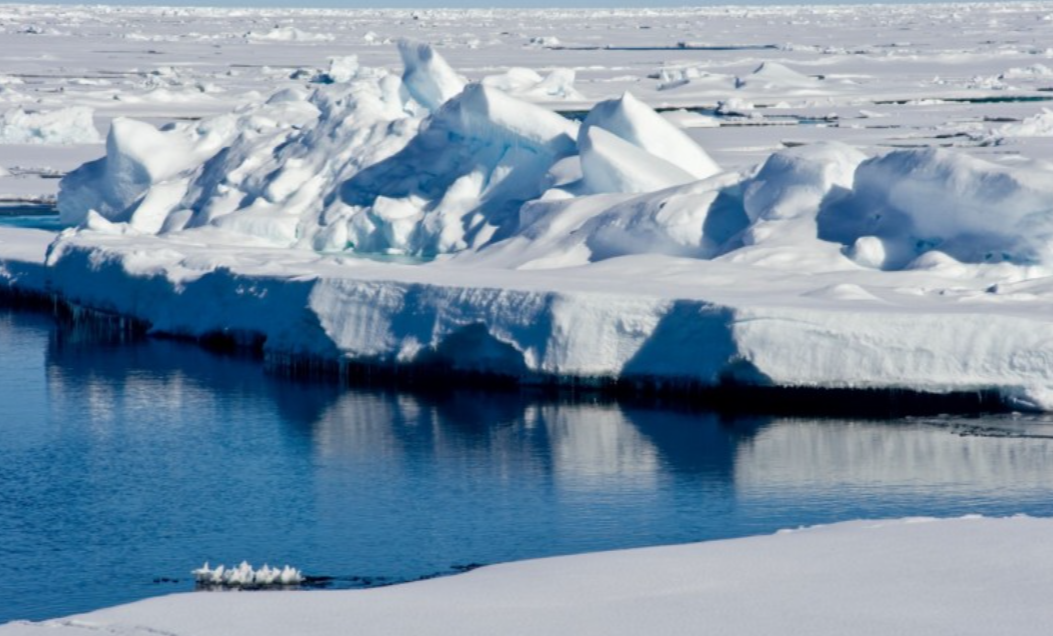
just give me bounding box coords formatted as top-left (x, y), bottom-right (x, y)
top-left (0, 107), bottom-right (101, 145)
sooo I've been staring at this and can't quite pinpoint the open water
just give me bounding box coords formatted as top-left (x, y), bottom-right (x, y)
top-left (3, 307), bottom-right (1053, 623)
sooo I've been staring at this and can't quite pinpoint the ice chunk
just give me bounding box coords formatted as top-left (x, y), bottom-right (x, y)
top-left (716, 98), bottom-right (757, 117)
top-left (581, 92), bottom-right (720, 179)
top-left (398, 40), bottom-right (466, 110)
top-left (316, 56), bottom-right (360, 84)
top-left (58, 116), bottom-right (235, 225)
top-left (0, 107), bottom-right (101, 145)
top-left (339, 83), bottom-right (577, 255)
top-left (192, 562), bottom-right (304, 587)
top-left (579, 126), bottom-right (697, 194)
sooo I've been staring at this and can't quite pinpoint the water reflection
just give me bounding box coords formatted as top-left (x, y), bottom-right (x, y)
top-left (735, 419), bottom-right (1053, 502)
top-left (1, 308), bottom-right (1053, 623)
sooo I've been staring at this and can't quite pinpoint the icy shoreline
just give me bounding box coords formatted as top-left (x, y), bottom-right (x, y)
top-left (3, 516), bottom-right (1052, 635)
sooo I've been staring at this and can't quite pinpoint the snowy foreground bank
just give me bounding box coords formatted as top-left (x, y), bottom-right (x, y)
top-left (3, 517), bottom-right (1052, 635)
top-left (5, 12), bottom-right (1053, 406)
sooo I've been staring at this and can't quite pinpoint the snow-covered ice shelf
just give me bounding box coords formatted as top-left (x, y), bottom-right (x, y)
top-left (5, 3), bottom-right (1053, 408)
top-left (3, 516), bottom-right (1052, 635)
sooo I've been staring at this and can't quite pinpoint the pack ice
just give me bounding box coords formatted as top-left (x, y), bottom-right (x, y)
top-left (11, 42), bottom-right (1053, 409)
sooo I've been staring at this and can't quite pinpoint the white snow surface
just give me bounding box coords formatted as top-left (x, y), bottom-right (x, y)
top-left (3, 516), bottom-right (1053, 635)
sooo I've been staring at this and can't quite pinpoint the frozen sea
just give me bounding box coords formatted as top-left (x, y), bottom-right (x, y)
top-left (7, 1), bottom-right (1053, 627)
top-left (4, 306), bottom-right (1053, 623)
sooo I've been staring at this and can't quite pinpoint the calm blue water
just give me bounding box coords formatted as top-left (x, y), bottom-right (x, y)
top-left (3, 307), bottom-right (1053, 624)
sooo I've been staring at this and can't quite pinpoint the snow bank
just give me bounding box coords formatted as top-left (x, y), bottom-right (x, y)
top-left (820, 148), bottom-right (1053, 268)
top-left (0, 107), bottom-right (101, 144)
top-left (5, 517), bottom-right (1053, 635)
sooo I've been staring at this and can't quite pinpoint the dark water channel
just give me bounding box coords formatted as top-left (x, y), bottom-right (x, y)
top-left (3, 307), bottom-right (1053, 623)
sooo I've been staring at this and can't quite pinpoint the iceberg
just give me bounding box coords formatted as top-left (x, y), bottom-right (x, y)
top-left (2, 41), bottom-right (1053, 410)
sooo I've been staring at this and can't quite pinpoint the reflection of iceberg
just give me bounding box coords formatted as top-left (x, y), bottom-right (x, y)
top-left (734, 419), bottom-right (1053, 494)
top-left (309, 392), bottom-right (661, 489)
top-left (533, 404), bottom-right (659, 488)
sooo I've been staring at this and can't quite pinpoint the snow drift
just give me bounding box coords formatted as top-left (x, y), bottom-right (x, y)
top-left (820, 148), bottom-right (1053, 268)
